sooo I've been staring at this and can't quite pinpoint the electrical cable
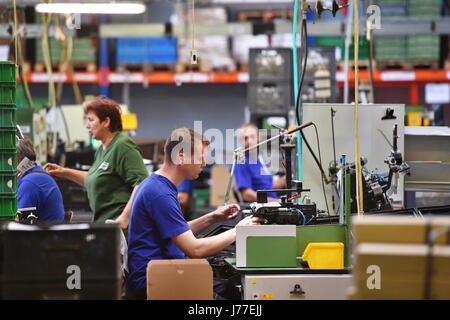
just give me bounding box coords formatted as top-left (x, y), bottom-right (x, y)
top-left (313, 123), bottom-right (330, 218)
top-left (353, 0), bottom-right (364, 215)
top-left (295, 18), bottom-right (308, 127)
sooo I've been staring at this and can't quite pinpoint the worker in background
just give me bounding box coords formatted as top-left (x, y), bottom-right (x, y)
top-left (127, 128), bottom-right (262, 300)
top-left (178, 178), bottom-right (194, 219)
top-left (17, 137), bottom-right (64, 221)
top-left (44, 97), bottom-right (148, 228)
top-left (234, 123), bottom-right (286, 202)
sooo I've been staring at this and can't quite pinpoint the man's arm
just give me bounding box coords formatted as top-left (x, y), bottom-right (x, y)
top-left (173, 215), bottom-right (261, 258)
top-left (188, 204), bottom-right (240, 236)
top-left (188, 213), bottom-right (215, 236)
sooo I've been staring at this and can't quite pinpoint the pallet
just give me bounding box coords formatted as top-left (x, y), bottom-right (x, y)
top-left (116, 63), bottom-right (176, 72)
top-left (175, 63), bottom-right (235, 73)
top-left (34, 62), bottom-right (97, 72)
top-left (238, 10), bottom-right (292, 22)
top-left (377, 60), bottom-right (439, 70)
top-left (338, 60), bottom-right (375, 70)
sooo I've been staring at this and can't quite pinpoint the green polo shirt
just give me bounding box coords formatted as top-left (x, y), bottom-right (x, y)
top-left (84, 132), bottom-right (149, 222)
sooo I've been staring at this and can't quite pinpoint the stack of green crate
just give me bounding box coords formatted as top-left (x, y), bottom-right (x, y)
top-left (0, 61), bottom-right (17, 221)
top-left (378, 0), bottom-right (408, 18)
top-left (375, 36), bottom-right (407, 61)
top-left (36, 38), bottom-right (96, 64)
top-left (406, 35), bottom-right (440, 60)
top-left (408, 0), bottom-right (441, 18)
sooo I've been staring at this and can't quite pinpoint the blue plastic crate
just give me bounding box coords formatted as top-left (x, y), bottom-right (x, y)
top-left (148, 38), bottom-right (177, 64)
top-left (116, 38), bottom-right (149, 64)
top-left (116, 37), bottom-right (177, 64)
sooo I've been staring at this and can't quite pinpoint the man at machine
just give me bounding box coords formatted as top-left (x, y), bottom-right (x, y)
top-left (126, 128), bottom-right (262, 299)
top-left (234, 123), bottom-right (286, 202)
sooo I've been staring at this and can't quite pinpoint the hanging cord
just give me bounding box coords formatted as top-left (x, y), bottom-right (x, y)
top-left (367, 0), bottom-right (375, 103)
top-left (12, 3), bottom-right (34, 108)
top-left (353, 0), bottom-right (364, 215)
top-left (41, 8), bottom-right (56, 108)
top-left (190, 0), bottom-right (195, 52)
top-left (66, 35), bottom-right (84, 104)
top-left (189, 0), bottom-right (197, 67)
top-left (55, 14), bottom-right (66, 105)
top-left (13, 0), bottom-right (18, 66)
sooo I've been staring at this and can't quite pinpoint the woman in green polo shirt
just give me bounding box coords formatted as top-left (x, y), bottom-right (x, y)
top-left (44, 97), bottom-right (148, 228)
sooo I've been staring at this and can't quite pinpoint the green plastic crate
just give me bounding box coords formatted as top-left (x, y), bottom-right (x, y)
top-left (0, 85), bottom-right (16, 104)
top-left (0, 108), bottom-right (16, 128)
top-left (0, 151), bottom-right (17, 172)
top-left (36, 38), bottom-right (96, 63)
top-left (0, 195), bottom-right (17, 219)
top-left (406, 35), bottom-right (440, 60)
top-left (193, 188), bottom-right (210, 208)
top-left (0, 129), bottom-right (17, 150)
top-left (0, 172), bottom-right (17, 195)
top-left (375, 36), bottom-right (407, 61)
top-left (0, 62), bottom-right (16, 84)
top-left (315, 36), bottom-right (368, 61)
top-left (408, 0), bottom-right (441, 17)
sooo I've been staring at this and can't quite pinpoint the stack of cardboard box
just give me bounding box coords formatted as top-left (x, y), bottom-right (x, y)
top-left (349, 216), bottom-right (450, 299)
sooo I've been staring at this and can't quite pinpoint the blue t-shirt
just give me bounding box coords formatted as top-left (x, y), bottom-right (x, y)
top-left (127, 173), bottom-right (191, 294)
top-left (18, 165), bottom-right (65, 221)
top-left (234, 154), bottom-right (277, 199)
top-left (178, 179), bottom-right (194, 195)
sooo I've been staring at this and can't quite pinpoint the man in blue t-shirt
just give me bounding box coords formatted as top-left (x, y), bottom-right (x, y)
top-left (234, 123), bottom-right (286, 202)
top-left (127, 128), bottom-right (261, 299)
top-left (17, 137), bottom-right (64, 221)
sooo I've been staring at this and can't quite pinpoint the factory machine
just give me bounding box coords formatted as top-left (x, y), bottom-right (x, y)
top-left (205, 0), bottom-right (416, 300)
top-left (214, 113), bottom-right (409, 300)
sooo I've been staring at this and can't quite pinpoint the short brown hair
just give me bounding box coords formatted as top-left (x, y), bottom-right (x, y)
top-left (240, 123), bottom-right (258, 131)
top-left (84, 96), bottom-right (123, 132)
top-left (164, 128), bottom-right (210, 164)
top-left (17, 137), bottom-right (36, 162)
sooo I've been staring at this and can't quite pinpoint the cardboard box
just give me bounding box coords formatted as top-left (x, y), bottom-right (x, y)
top-left (210, 165), bottom-right (237, 207)
top-left (353, 216), bottom-right (450, 245)
top-left (353, 243), bottom-right (450, 299)
top-left (147, 259), bottom-right (213, 300)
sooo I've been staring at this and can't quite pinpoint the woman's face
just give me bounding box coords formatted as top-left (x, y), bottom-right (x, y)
top-left (85, 112), bottom-right (108, 140)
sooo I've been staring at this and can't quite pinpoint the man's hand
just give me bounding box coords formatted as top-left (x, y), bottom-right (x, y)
top-left (236, 215), bottom-right (264, 226)
top-left (211, 204), bottom-right (240, 223)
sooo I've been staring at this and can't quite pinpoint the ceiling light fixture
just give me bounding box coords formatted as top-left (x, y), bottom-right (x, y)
top-left (35, 2), bottom-right (146, 15)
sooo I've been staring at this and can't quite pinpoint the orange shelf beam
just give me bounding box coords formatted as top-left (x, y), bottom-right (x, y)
top-left (18, 70), bottom-right (450, 84)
